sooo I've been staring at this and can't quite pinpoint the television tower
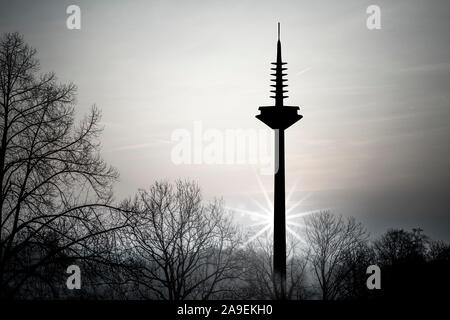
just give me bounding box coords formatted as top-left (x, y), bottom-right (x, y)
top-left (255, 23), bottom-right (303, 299)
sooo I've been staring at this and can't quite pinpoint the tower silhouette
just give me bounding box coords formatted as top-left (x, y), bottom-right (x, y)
top-left (255, 23), bottom-right (302, 299)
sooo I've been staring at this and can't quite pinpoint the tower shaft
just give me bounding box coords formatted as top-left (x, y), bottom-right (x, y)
top-left (274, 129), bottom-right (286, 298)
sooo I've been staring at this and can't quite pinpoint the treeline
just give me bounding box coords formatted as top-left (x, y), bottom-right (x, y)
top-left (0, 32), bottom-right (449, 300)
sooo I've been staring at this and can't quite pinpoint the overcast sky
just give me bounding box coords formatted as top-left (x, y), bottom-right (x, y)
top-left (1, 0), bottom-right (449, 240)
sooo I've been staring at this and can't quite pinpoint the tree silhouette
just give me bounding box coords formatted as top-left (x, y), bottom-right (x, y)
top-left (0, 33), bottom-right (126, 298)
top-left (373, 228), bottom-right (449, 301)
top-left (303, 211), bottom-right (368, 300)
top-left (121, 180), bottom-right (242, 300)
top-left (240, 235), bottom-right (310, 300)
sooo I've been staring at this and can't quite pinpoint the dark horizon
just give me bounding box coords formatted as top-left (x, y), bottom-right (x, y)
top-left (2, 0), bottom-right (449, 242)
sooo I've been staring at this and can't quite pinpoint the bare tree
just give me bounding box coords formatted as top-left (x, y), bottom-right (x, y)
top-left (338, 241), bottom-right (374, 299)
top-left (241, 234), bottom-right (310, 300)
top-left (122, 180), bottom-right (242, 300)
top-left (372, 228), bottom-right (450, 301)
top-left (303, 211), bottom-right (368, 300)
top-left (373, 228), bottom-right (429, 266)
top-left (0, 32), bottom-right (126, 298)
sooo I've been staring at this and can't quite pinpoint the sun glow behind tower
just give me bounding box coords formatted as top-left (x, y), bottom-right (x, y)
top-left (227, 172), bottom-right (328, 247)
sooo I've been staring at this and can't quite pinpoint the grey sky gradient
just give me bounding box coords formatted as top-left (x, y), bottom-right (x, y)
top-left (1, 0), bottom-right (449, 240)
